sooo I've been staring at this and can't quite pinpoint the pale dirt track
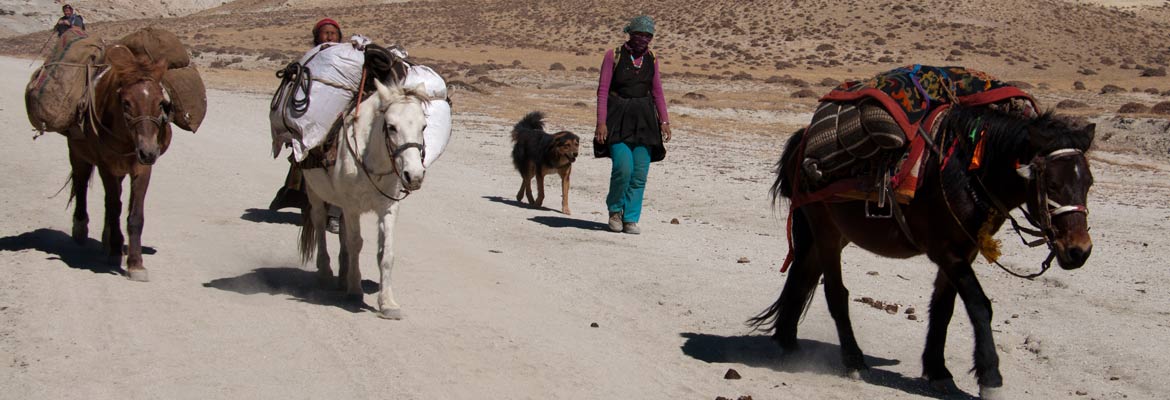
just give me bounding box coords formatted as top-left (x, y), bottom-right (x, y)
top-left (1, 56), bottom-right (1169, 399)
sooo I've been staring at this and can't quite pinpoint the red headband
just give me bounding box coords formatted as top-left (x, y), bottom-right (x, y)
top-left (314, 18), bottom-right (340, 32)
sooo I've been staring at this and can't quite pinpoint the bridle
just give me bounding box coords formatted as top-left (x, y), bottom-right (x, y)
top-left (973, 147), bottom-right (1090, 278)
top-left (345, 103), bottom-right (426, 202)
top-left (121, 78), bottom-right (172, 130)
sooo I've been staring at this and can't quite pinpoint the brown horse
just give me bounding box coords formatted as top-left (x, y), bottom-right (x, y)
top-left (66, 45), bottom-right (172, 282)
top-left (750, 106), bottom-right (1095, 399)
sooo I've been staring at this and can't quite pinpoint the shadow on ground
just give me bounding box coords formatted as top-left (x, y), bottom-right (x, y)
top-left (0, 228), bottom-right (162, 277)
top-left (679, 333), bottom-right (976, 399)
top-left (528, 216), bottom-right (608, 231)
top-left (482, 195), bottom-right (541, 210)
top-left (203, 267), bottom-right (379, 313)
top-left (240, 208), bottom-right (302, 226)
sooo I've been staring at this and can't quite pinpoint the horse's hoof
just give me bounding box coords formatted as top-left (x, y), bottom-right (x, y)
top-left (928, 378), bottom-right (958, 394)
top-left (378, 308), bottom-right (403, 320)
top-left (71, 227), bottom-right (88, 244)
top-left (126, 269), bottom-right (149, 282)
top-left (979, 385), bottom-right (1005, 400)
top-left (562, 208), bottom-right (571, 215)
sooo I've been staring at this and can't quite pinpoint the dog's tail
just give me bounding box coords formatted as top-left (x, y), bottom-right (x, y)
top-left (512, 111), bottom-right (546, 142)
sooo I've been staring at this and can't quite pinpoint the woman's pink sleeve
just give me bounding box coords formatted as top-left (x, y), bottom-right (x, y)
top-left (597, 50), bottom-right (614, 126)
top-left (652, 58), bottom-right (668, 124)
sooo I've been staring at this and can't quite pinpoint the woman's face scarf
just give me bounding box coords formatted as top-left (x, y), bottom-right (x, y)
top-left (626, 33), bottom-right (653, 57)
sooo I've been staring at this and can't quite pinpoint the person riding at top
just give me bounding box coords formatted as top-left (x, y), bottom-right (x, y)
top-left (269, 18), bottom-right (347, 231)
top-left (54, 4), bottom-right (85, 36)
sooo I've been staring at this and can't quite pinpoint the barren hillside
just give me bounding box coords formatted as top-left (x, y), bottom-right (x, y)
top-left (4, 0), bottom-right (1169, 83)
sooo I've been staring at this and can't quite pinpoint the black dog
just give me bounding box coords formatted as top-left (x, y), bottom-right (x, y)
top-left (511, 111), bottom-right (580, 215)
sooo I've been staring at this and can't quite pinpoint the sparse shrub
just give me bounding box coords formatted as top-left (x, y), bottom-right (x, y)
top-left (1074, 81), bottom-right (1086, 90)
top-left (1152, 102), bottom-right (1170, 115)
top-left (791, 89), bottom-right (819, 98)
top-left (1101, 84), bottom-right (1125, 94)
top-left (1056, 100), bottom-right (1088, 109)
top-left (820, 78), bottom-right (841, 87)
top-left (730, 72), bottom-right (753, 81)
top-left (682, 92), bottom-right (708, 101)
top-left (549, 62), bottom-right (565, 71)
top-left (1007, 80), bottom-right (1033, 89)
top-left (1141, 67), bottom-right (1167, 77)
top-left (1118, 103), bottom-right (1149, 114)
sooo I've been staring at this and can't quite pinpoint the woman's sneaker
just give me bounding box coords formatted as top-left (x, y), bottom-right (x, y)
top-left (622, 222), bottom-right (640, 235)
top-left (608, 212), bottom-right (623, 232)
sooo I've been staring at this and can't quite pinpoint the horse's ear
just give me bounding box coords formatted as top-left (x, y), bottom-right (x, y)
top-left (151, 59), bottom-right (167, 81)
top-left (374, 79), bottom-right (394, 103)
top-left (1083, 123), bottom-right (1096, 143)
top-left (104, 45), bottom-right (134, 67)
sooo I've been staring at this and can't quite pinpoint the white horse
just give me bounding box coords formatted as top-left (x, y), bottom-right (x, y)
top-left (300, 80), bottom-right (429, 320)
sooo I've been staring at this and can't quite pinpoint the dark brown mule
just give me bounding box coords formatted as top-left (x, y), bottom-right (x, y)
top-left (66, 45), bottom-right (172, 282)
top-left (750, 106), bottom-right (1095, 399)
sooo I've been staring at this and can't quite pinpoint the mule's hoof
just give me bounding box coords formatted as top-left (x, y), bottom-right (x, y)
top-left (979, 385), bottom-right (1005, 400)
top-left (562, 208), bottom-right (571, 215)
top-left (127, 269), bottom-right (149, 282)
top-left (377, 308), bottom-right (403, 320)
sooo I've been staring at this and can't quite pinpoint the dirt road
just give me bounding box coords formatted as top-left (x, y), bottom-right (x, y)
top-left (1, 56), bottom-right (1168, 399)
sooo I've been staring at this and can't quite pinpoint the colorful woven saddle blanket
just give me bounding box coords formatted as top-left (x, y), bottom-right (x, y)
top-left (821, 65), bottom-right (1036, 142)
top-left (795, 65), bottom-right (1037, 206)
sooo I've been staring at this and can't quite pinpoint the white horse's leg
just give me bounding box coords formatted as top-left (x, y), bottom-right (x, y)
top-left (375, 202), bottom-right (402, 320)
top-left (307, 194), bottom-right (334, 288)
top-left (341, 208), bottom-right (363, 300)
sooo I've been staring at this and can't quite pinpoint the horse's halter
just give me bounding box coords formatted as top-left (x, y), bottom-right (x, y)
top-left (346, 99), bottom-right (427, 202)
top-left (120, 79), bottom-right (172, 130)
top-left (1016, 148), bottom-right (1090, 242)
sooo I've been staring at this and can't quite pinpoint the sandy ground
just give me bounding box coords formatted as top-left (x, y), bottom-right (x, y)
top-left (1, 54), bottom-right (1169, 400)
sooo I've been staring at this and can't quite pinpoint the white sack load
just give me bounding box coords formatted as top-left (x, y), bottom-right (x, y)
top-left (270, 42), bottom-right (365, 161)
top-left (403, 64), bottom-right (451, 168)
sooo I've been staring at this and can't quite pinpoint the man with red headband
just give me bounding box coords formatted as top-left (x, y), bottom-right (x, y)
top-left (270, 18), bottom-right (350, 232)
top-left (312, 18), bottom-right (342, 46)
top-left (54, 4), bottom-right (85, 36)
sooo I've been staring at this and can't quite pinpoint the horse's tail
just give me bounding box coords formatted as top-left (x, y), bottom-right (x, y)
top-left (298, 203), bottom-right (318, 264)
top-left (512, 111), bottom-right (545, 142)
top-left (746, 206), bottom-right (818, 333)
top-left (770, 128), bottom-right (806, 208)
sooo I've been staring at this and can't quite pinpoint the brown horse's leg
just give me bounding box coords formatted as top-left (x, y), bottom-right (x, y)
top-left (124, 165), bottom-right (152, 282)
top-left (923, 271), bottom-right (959, 391)
top-left (68, 146), bottom-right (94, 244)
top-left (98, 169), bottom-right (125, 268)
top-left (759, 208), bottom-right (825, 351)
top-left (945, 260), bottom-right (1004, 396)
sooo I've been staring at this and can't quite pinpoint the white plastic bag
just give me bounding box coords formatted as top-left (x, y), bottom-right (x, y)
top-left (403, 64), bottom-right (451, 167)
top-left (270, 42), bottom-right (365, 161)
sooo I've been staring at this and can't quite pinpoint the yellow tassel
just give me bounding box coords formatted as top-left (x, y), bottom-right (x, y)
top-left (977, 220), bottom-right (1002, 264)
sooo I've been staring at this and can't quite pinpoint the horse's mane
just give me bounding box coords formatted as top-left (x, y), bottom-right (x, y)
top-left (108, 52), bottom-right (166, 87)
top-left (939, 107), bottom-right (1093, 174)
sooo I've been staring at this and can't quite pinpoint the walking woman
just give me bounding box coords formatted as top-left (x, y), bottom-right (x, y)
top-left (595, 15), bottom-right (672, 234)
